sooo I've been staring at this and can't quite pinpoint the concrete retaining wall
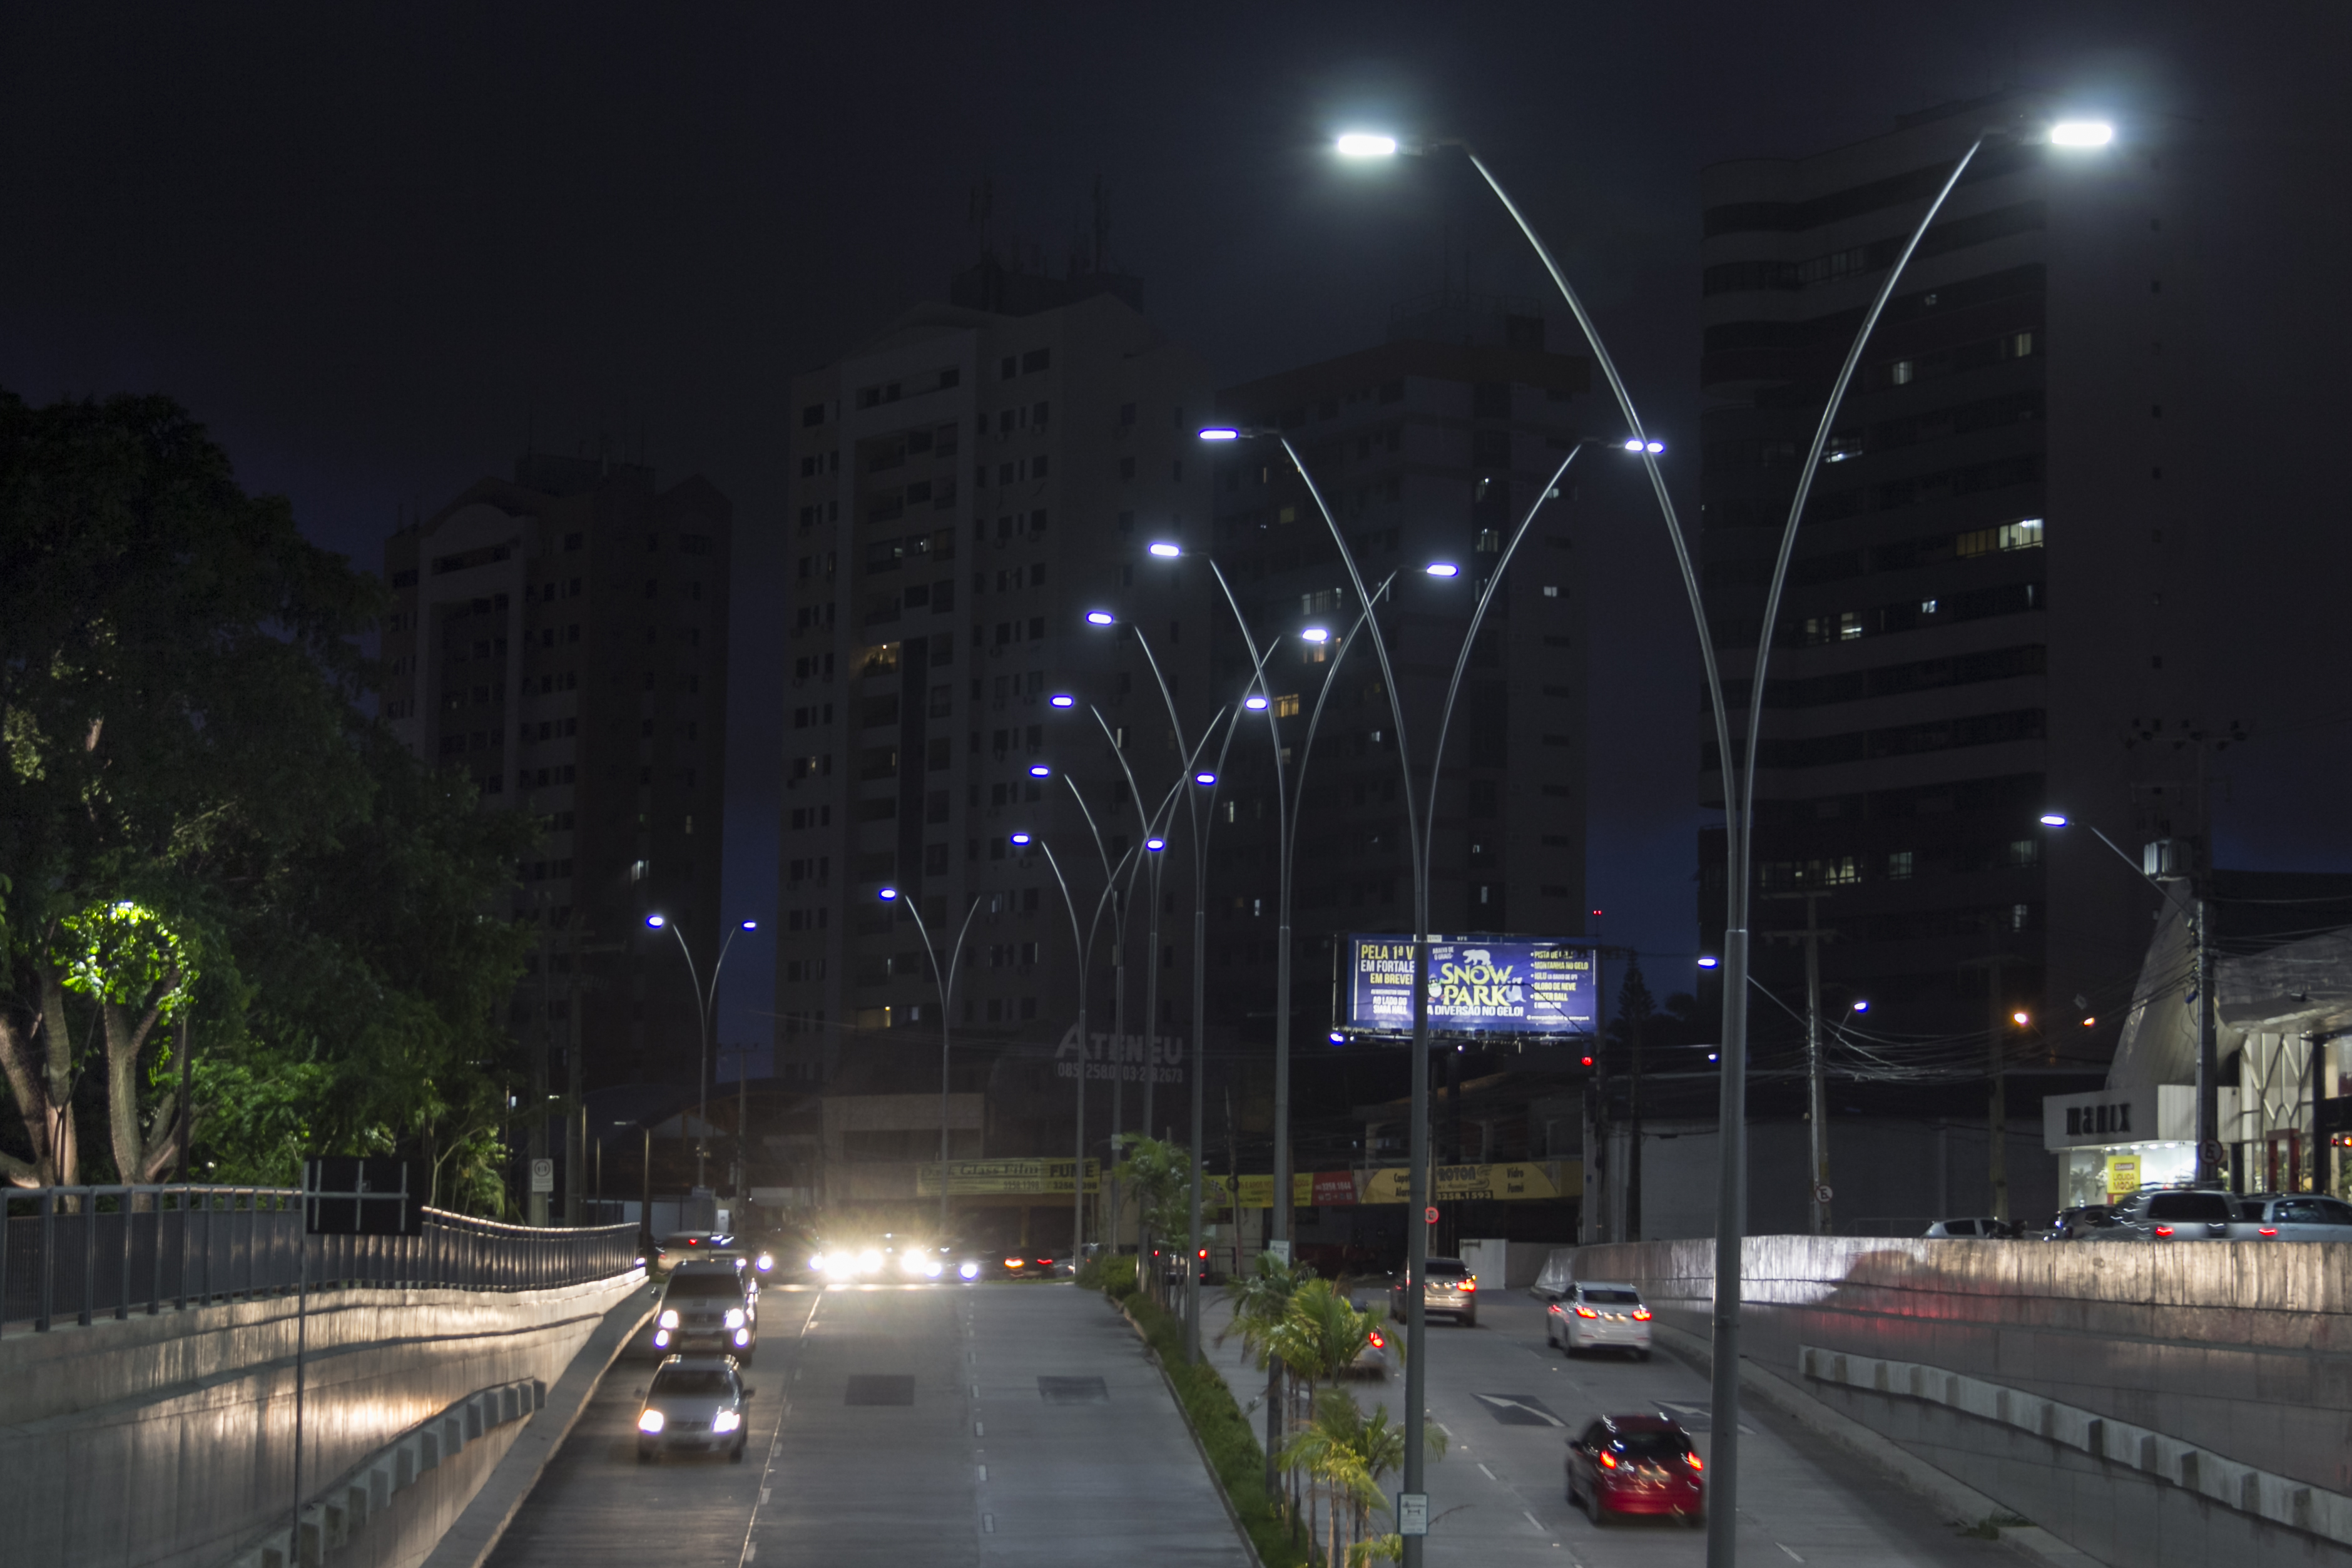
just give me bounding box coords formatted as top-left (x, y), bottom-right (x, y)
top-left (0, 1271), bottom-right (645, 1568)
top-left (1559, 1236), bottom-right (2352, 1562)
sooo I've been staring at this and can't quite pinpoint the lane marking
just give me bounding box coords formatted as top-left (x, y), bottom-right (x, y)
top-left (978, 1464), bottom-right (988, 1481)
top-left (1479, 1463), bottom-right (1499, 1480)
top-left (1779, 1547), bottom-right (1805, 1563)
top-left (971, 1383), bottom-right (980, 1398)
top-left (974, 1420), bottom-right (985, 1437)
top-left (982, 1514), bottom-right (995, 1533)
top-left (1524, 1510), bottom-right (1548, 1534)
top-left (760, 1488), bottom-right (771, 1505)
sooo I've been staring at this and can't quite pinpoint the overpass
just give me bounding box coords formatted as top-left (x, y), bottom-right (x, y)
top-left (1, 1184), bottom-right (647, 1568)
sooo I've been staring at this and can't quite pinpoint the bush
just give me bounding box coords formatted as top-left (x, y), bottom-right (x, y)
top-left (1120, 1289), bottom-right (1310, 1568)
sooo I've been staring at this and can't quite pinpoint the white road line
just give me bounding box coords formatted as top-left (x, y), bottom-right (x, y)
top-left (1779, 1547), bottom-right (1805, 1563)
top-left (1524, 1510), bottom-right (1548, 1534)
top-left (982, 1514), bottom-right (995, 1533)
top-left (978, 1464), bottom-right (988, 1480)
top-left (1479, 1463), bottom-right (1499, 1480)
top-left (974, 1420), bottom-right (985, 1437)
top-left (971, 1383), bottom-right (980, 1398)
top-left (760, 1488), bottom-right (771, 1505)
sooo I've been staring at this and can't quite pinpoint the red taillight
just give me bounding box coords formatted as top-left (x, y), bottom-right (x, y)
top-left (1576, 1305), bottom-right (1600, 1318)
top-left (1005, 1257), bottom-right (1024, 1268)
top-left (2260, 1227), bottom-right (2279, 1237)
top-left (1599, 1452), bottom-right (1618, 1470)
top-left (1198, 1249), bottom-right (1208, 1260)
top-left (1685, 1452), bottom-right (1703, 1472)
top-left (1460, 1279), bottom-right (1476, 1291)
top-left (1632, 1306), bottom-right (1652, 1321)
top-left (1368, 1331), bottom-right (1385, 1349)
top-left (2153, 1225), bottom-right (2174, 1238)
top-left (1035, 1258), bottom-right (1053, 1266)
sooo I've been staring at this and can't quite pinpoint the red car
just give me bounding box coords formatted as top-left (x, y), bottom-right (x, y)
top-left (1565, 1413), bottom-right (1704, 1526)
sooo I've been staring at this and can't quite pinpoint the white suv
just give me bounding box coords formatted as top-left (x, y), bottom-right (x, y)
top-left (1547, 1281), bottom-right (1654, 1360)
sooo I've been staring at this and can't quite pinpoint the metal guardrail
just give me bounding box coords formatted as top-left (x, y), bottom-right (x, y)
top-left (0, 1185), bottom-right (640, 1333)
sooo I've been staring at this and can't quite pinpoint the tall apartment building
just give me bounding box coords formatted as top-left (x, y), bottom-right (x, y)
top-left (775, 273), bottom-right (1214, 1104)
top-left (382, 454), bottom-right (734, 1092)
top-left (1201, 297), bottom-right (1595, 1169)
top-left (1696, 92), bottom-right (2212, 1057)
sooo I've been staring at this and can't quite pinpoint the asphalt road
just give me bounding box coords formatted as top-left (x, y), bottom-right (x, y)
top-left (1201, 1285), bottom-right (2021, 1567)
top-left (487, 1280), bottom-right (1250, 1568)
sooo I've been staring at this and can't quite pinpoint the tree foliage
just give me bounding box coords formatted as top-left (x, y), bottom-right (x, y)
top-left (0, 391), bottom-right (530, 1209)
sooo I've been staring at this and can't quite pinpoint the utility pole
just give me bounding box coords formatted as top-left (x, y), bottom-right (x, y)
top-left (1987, 949), bottom-right (2010, 1226)
top-left (1764, 892), bottom-right (1836, 1236)
top-left (529, 914), bottom-right (551, 1227)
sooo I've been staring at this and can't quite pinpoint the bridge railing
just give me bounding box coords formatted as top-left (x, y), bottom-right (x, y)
top-left (0, 1186), bottom-right (642, 1333)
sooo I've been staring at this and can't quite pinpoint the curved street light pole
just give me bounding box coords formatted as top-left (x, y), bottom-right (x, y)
top-left (1014, 830), bottom-right (1125, 1270)
top-left (648, 915), bottom-right (758, 1196)
top-left (1384, 126), bottom-right (2035, 1565)
top-left (878, 887), bottom-right (983, 1236)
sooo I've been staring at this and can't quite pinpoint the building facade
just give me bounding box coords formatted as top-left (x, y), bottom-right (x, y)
top-left (1696, 92), bottom-right (2214, 1058)
top-left (382, 454), bottom-right (734, 1095)
top-left (774, 277), bottom-right (1215, 1119)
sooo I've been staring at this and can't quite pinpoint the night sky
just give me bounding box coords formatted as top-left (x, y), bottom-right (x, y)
top-left (4, 3), bottom-right (2346, 1048)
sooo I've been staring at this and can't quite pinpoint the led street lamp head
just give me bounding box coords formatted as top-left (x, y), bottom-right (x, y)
top-left (1244, 695), bottom-right (1269, 711)
top-left (1029, 763), bottom-right (1051, 777)
top-left (1335, 133), bottom-right (1399, 158)
top-left (1196, 426), bottom-right (1241, 442)
top-left (1049, 693), bottom-right (1076, 708)
top-left (1148, 541), bottom-right (1181, 558)
top-left (1301, 627), bottom-right (1330, 644)
top-left (1086, 611), bottom-right (1114, 626)
top-left (1424, 562), bottom-right (1460, 578)
top-left (1010, 833), bottom-right (1032, 845)
top-left (2039, 813), bottom-right (2070, 827)
top-left (1194, 772), bottom-right (1216, 786)
top-left (1144, 837), bottom-right (1166, 852)
top-left (2049, 120), bottom-right (2115, 147)
top-left (878, 888), bottom-right (899, 901)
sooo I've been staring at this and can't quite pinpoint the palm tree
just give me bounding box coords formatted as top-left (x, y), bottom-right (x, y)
top-left (1220, 1250), bottom-right (1315, 1505)
top-left (1281, 1390), bottom-right (1383, 1567)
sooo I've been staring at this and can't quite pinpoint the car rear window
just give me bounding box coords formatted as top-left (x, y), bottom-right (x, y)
top-left (2146, 1193), bottom-right (2234, 1222)
top-left (651, 1369), bottom-right (733, 1396)
top-left (1581, 1288), bottom-right (1641, 1305)
top-left (1424, 1261), bottom-right (1468, 1278)
top-left (664, 1273), bottom-right (745, 1298)
top-left (1612, 1431), bottom-right (1693, 1459)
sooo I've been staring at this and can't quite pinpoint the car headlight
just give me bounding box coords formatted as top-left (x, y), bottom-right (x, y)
top-left (959, 1260), bottom-right (980, 1280)
top-left (725, 1308), bottom-right (746, 1329)
top-left (658, 1309), bottom-right (680, 1329)
top-left (638, 1408), bottom-right (666, 1434)
top-left (924, 1258), bottom-right (943, 1278)
top-left (713, 1408), bottom-right (741, 1433)
top-left (858, 1249), bottom-right (885, 1275)
top-left (756, 1253), bottom-right (774, 1272)
top-left (808, 1253), bottom-right (825, 1271)
top-left (652, 1330), bottom-right (669, 1347)
top-left (900, 1251), bottom-right (926, 1276)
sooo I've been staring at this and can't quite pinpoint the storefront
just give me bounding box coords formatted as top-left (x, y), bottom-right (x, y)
top-left (2042, 1084), bottom-right (2204, 1207)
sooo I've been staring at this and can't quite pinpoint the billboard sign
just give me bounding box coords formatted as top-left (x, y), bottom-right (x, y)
top-left (1338, 935), bottom-right (1597, 1037)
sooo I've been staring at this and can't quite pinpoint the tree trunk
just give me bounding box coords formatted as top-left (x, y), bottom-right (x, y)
top-left (0, 972), bottom-right (83, 1187)
top-left (103, 990), bottom-right (181, 1193)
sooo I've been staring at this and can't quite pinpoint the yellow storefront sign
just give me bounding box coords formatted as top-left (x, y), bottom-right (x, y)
top-left (915, 1158), bottom-right (1099, 1196)
top-left (2104, 1153), bottom-right (2140, 1200)
top-left (1350, 1162), bottom-right (1581, 1204)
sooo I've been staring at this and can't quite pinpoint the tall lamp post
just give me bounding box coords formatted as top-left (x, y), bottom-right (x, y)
top-left (1334, 115), bottom-right (2115, 1564)
top-left (646, 914), bottom-right (758, 1196)
top-left (877, 886), bottom-right (983, 1236)
top-left (1199, 422), bottom-right (1577, 1560)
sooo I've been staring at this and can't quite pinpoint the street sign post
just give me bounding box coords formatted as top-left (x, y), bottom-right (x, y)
top-left (1397, 1493), bottom-right (1428, 1537)
top-left (531, 1159), bottom-right (555, 1194)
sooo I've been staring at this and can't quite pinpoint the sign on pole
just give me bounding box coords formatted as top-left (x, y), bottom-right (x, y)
top-left (1397, 1493), bottom-right (1428, 1537)
top-left (303, 1158), bottom-right (424, 1236)
top-left (530, 1159), bottom-right (555, 1194)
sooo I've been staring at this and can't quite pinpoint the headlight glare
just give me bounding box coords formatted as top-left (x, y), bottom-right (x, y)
top-left (713, 1409), bottom-right (741, 1433)
top-left (858, 1249), bottom-right (884, 1275)
top-left (724, 1308), bottom-right (746, 1329)
top-left (658, 1308), bottom-right (680, 1329)
top-left (756, 1253), bottom-right (774, 1271)
top-left (924, 1258), bottom-right (943, 1278)
top-left (637, 1408), bottom-right (666, 1433)
top-left (959, 1260), bottom-right (980, 1280)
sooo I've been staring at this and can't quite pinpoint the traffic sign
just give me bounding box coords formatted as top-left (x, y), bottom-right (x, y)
top-left (530, 1158), bottom-right (555, 1193)
top-left (1424, 1206), bottom-right (1440, 1226)
top-left (1813, 1183), bottom-right (1834, 1205)
top-left (2199, 1140), bottom-right (2227, 1168)
top-left (1397, 1492), bottom-right (1428, 1537)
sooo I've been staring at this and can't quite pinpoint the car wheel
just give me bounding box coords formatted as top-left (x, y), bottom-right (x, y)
top-left (1591, 1494), bottom-right (1610, 1527)
top-left (1464, 1311), bottom-right (1477, 1328)
top-left (730, 1440), bottom-right (746, 1464)
top-left (738, 1347), bottom-right (756, 1367)
top-left (1565, 1473), bottom-right (1577, 1505)
top-left (1545, 1321), bottom-right (1556, 1348)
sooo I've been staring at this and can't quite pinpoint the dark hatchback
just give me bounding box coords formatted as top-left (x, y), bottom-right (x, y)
top-left (1565, 1413), bottom-right (1704, 1525)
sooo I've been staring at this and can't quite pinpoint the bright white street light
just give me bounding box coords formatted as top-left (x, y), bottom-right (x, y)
top-left (1050, 693), bottom-right (1075, 708)
top-left (1029, 763), bottom-right (1051, 778)
top-left (1144, 837), bottom-right (1166, 852)
top-left (1244, 695), bottom-right (1270, 711)
top-left (1335, 133), bottom-right (1399, 158)
top-left (878, 888), bottom-right (899, 901)
top-left (1621, 437), bottom-right (1667, 454)
top-left (1425, 562), bottom-right (1460, 578)
top-left (644, 914), bottom-right (666, 929)
top-left (1301, 627), bottom-right (1330, 644)
top-left (1086, 611), bottom-right (1114, 626)
top-left (1197, 426), bottom-right (1240, 442)
top-left (1194, 772), bottom-right (1216, 786)
top-left (1011, 833), bottom-right (1032, 845)
top-left (2050, 120), bottom-right (2115, 147)
top-left (1148, 541), bottom-right (1181, 558)
top-left (2040, 813), bottom-right (2070, 827)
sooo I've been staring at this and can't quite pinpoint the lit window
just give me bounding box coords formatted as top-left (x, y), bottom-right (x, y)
top-left (1890, 359), bottom-right (1915, 385)
top-left (1886, 850), bottom-right (1915, 882)
top-left (1275, 693), bottom-right (1301, 718)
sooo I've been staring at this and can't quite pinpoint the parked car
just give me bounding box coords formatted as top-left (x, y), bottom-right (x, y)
top-left (1545, 1281), bottom-right (1654, 1360)
top-left (1923, 1216), bottom-right (2015, 1238)
top-left (2046, 1205), bottom-right (2114, 1240)
top-left (2234, 1193), bottom-right (2352, 1239)
top-left (1565, 1413), bottom-right (1704, 1526)
top-left (653, 1260), bottom-right (760, 1361)
top-left (2092, 1187), bottom-right (2239, 1241)
top-left (635, 1355), bottom-right (753, 1463)
top-left (1389, 1256), bottom-right (1478, 1326)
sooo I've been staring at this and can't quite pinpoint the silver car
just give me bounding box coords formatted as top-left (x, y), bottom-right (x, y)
top-left (636, 1355), bottom-right (754, 1463)
top-left (1390, 1256), bottom-right (1479, 1326)
top-left (653, 1260), bottom-right (759, 1361)
top-left (2091, 1188), bottom-right (2240, 1241)
top-left (2235, 1193), bottom-right (2352, 1240)
top-left (1547, 1281), bottom-right (1654, 1360)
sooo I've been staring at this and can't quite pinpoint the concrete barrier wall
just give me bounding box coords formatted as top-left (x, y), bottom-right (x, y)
top-left (1565, 1236), bottom-right (2352, 1500)
top-left (0, 1271), bottom-right (645, 1568)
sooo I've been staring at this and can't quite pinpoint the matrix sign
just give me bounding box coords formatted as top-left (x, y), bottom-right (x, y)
top-left (1339, 936), bottom-right (1596, 1037)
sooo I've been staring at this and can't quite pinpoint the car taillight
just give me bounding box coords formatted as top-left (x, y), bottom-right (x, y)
top-left (1368, 1331), bottom-right (1385, 1348)
top-left (1005, 1258), bottom-right (1024, 1270)
top-left (1460, 1279), bottom-right (1476, 1291)
top-left (1632, 1306), bottom-right (1652, 1321)
top-left (1576, 1306), bottom-right (1600, 1318)
top-left (1685, 1452), bottom-right (1703, 1471)
top-left (2153, 1225), bottom-right (2174, 1238)
top-left (2260, 1227), bottom-right (2279, 1237)
top-left (1599, 1452), bottom-right (1618, 1469)
top-left (1036, 1258), bottom-right (1053, 1266)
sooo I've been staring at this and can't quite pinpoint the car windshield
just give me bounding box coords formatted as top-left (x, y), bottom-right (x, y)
top-left (1581, 1288), bottom-right (1640, 1305)
top-left (1612, 1431), bottom-right (1693, 1459)
top-left (2146, 1193), bottom-right (2234, 1222)
top-left (651, 1369), bottom-right (733, 1397)
top-left (664, 1273), bottom-right (745, 1298)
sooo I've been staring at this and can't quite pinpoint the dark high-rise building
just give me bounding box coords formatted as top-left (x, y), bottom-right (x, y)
top-left (1697, 92), bottom-right (2213, 1056)
top-left (382, 454), bottom-right (734, 1092)
top-left (1203, 294), bottom-right (1596, 1176)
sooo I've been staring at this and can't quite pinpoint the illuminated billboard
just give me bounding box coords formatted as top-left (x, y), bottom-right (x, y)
top-left (1337, 935), bottom-right (1597, 1037)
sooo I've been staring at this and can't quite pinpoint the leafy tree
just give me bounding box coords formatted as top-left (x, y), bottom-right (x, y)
top-left (1221, 1250), bottom-right (1316, 1504)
